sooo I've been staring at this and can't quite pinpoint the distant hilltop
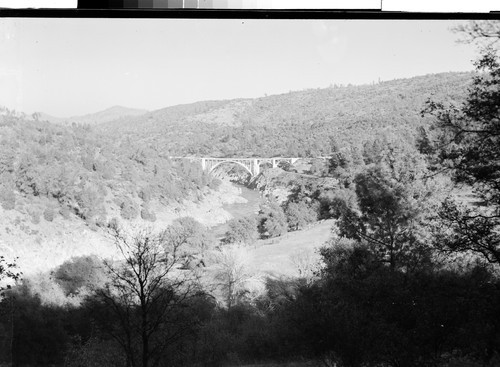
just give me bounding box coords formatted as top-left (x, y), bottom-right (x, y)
top-left (37, 105), bottom-right (149, 126)
top-left (90, 71), bottom-right (475, 158)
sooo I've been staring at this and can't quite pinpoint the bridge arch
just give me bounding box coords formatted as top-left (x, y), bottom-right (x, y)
top-left (208, 160), bottom-right (253, 176)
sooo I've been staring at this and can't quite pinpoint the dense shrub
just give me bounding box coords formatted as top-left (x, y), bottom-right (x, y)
top-left (308, 160), bottom-right (327, 176)
top-left (208, 177), bottom-right (222, 190)
top-left (76, 187), bottom-right (102, 221)
top-left (164, 217), bottom-right (214, 255)
top-left (140, 207), bottom-right (157, 222)
top-left (284, 200), bottom-right (318, 231)
top-left (64, 337), bottom-right (125, 367)
top-left (43, 207), bottom-right (55, 222)
top-left (277, 160), bottom-right (292, 171)
top-left (258, 200), bottom-right (288, 239)
top-left (29, 209), bottom-right (41, 225)
top-left (81, 155), bottom-right (94, 171)
top-left (95, 214), bottom-right (108, 228)
top-left (20, 272), bottom-right (73, 306)
top-left (223, 216), bottom-right (258, 245)
top-left (138, 186), bottom-right (152, 202)
top-left (101, 164), bottom-right (116, 180)
top-left (59, 206), bottom-right (71, 220)
top-left (53, 255), bottom-right (107, 296)
top-left (120, 197), bottom-right (138, 220)
top-left (0, 185), bottom-right (15, 210)
top-left (282, 241), bottom-right (500, 367)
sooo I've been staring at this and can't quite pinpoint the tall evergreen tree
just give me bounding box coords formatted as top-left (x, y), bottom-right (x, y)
top-left (425, 49), bottom-right (500, 265)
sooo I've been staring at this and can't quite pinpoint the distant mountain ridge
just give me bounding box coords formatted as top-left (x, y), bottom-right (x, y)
top-left (39, 105), bottom-right (149, 126)
top-left (95, 72), bottom-right (475, 158)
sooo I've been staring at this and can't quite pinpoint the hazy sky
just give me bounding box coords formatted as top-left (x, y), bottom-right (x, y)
top-left (0, 19), bottom-right (479, 117)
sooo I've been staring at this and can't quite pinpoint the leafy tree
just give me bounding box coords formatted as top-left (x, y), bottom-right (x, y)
top-left (328, 151), bottom-right (350, 174)
top-left (60, 206), bottom-right (72, 220)
top-left (119, 196), bottom-right (138, 221)
top-left (43, 207), bottom-right (55, 222)
top-left (15, 153), bottom-right (39, 196)
top-left (335, 142), bottom-right (438, 270)
top-left (0, 147), bottom-right (15, 176)
top-left (138, 187), bottom-right (152, 203)
top-left (52, 255), bottom-right (107, 296)
top-left (223, 216), bottom-right (258, 245)
top-left (277, 160), bottom-right (292, 171)
top-left (0, 185), bottom-right (15, 210)
top-left (76, 186), bottom-right (104, 221)
top-left (362, 138), bottom-right (386, 165)
top-left (308, 159), bottom-right (327, 176)
top-left (258, 200), bottom-right (288, 239)
top-left (328, 150), bottom-right (358, 188)
top-left (284, 200), bottom-right (317, 231)
top-left (29, 208), bottom-right (41, 225)
top-left (280, 238), bottom-right (500, 367)
top-left (208, 177), bottom-right (222, 190)
top-left (164, 217), bottom-right (214, 255)
top-left (140, 206), bottom-right (157, 222)
top-left (318, 187), bottom-right (358, 220)
top-left (425, 48), bottom-right (500, 265)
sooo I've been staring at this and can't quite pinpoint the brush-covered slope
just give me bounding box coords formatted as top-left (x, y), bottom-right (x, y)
top-left (98, 72), bottom-right (473, 158)
top-left (0, 112), bottom-right (225, 273)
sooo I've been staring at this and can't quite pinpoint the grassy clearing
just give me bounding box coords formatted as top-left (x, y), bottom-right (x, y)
top-left (246, 219), bottom-right (335, 277)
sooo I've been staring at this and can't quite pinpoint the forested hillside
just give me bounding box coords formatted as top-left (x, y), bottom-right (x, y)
top-left (97, 72), bottom-right (473, 157)
top-left (0, 110), bottom-right (223, 271)
top-left (0, 111), bottom-right (218, 223)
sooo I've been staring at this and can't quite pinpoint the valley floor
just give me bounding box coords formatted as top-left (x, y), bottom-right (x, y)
top-left (247, 219), bottom-right (334, 277)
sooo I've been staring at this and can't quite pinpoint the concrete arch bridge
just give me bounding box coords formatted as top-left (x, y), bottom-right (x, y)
top-left (170, 156), bottom-right (330, 178)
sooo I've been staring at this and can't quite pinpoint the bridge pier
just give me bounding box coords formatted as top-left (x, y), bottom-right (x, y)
top-left (252, 159), bottom-right (260, 176)
top-left (201, 158), bottom-right (206, 170)
top-left (272, 159), bottom-right (277, 168)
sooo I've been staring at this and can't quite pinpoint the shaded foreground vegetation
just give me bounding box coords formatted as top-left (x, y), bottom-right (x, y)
top-left (1, 234), bottom-right (499, 367)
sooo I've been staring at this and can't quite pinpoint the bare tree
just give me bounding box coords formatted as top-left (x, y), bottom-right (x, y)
top-left (93, 225), bottom-right (204, 367)
top-left (213, 246), bottom-right (263, 308)
top-left (289, 249), bottom-right (316, 281)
